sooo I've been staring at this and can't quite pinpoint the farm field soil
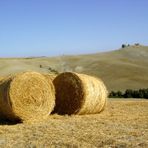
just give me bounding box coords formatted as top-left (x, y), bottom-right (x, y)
top-left (0, 99), bottom-right (147, 147)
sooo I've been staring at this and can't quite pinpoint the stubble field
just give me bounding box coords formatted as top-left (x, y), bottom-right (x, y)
top-left (0, 99), bottom-right (147, 148)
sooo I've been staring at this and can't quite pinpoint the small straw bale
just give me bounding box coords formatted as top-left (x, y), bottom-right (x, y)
top-left (0, 71), bottom-right (55, 122)
top-left (53, 72), bottom-right (108, 115)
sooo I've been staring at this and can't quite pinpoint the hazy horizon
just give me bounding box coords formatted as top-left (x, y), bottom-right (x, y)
top-left (0, 0), bottom-right (148, 57)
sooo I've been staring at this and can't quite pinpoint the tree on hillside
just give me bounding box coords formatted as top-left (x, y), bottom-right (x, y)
top-left (123, 89), bottom-right (133, 98)
top-left (122, 44), bottom-right (126, 48)
top-left (117, 91), bottom-right (123, 98)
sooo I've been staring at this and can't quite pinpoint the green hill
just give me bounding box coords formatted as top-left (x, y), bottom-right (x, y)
top-left (0, 45), bottom-right (148, 91)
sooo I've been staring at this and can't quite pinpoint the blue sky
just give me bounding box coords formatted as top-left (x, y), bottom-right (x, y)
top-left (0, 0), bottom-right (148, 57)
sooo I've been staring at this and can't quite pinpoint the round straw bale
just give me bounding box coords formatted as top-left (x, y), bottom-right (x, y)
top-left (0, 71), bottom-right (55, 122)
top-left (53, 72), bottom-right (108, 115)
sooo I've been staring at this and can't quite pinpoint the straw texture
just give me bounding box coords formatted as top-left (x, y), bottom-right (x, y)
top-left (53, 72), bottom-right (108, 115)
top-left (0, 71), bottom-right (55, 122)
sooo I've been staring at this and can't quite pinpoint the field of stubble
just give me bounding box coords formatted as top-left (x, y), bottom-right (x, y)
top-left (0, 99), bottom-right (147, 148)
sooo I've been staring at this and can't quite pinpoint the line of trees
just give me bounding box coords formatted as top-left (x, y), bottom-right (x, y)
top-left (109, 88), bottom-right (148, 99)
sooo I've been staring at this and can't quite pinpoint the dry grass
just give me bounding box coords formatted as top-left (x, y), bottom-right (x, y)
top-left (53, 72), bottom-right (107, 115)
top-left (0, 72), bottom-right (55, 122)
top-left (0, 99), bottom-right (147, 147)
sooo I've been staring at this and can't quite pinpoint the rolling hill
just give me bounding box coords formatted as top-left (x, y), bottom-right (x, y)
top-left (0, 45), bottom-right (148, 91)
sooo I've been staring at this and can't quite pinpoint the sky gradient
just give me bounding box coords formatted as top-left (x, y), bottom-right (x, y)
top-left (0, 0), bottom-right (148, 57)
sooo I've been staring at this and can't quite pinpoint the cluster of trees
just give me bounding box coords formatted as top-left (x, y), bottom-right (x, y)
top-left (109, 88), bottom-right (148, 99)
top-left (121, 43), bottom-right (140, 48)
top-left (122, 44), bottom-right (130, 48)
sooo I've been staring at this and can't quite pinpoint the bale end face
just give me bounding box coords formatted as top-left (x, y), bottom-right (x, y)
top-left (53, 72), bottom-right (84, 115)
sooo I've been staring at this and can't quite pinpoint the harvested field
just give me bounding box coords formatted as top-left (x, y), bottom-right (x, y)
top-left (0, 99), bottom-right (147, 147)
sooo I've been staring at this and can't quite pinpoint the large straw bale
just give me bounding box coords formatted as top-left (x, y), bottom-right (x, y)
top-left (0, 71), bottom-right (55, 122)
top-left (53, 72), bottom-right (108, 115)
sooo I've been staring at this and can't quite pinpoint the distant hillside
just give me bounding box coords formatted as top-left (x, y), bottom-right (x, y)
top-left (0, 45), bottom-right (148, 91)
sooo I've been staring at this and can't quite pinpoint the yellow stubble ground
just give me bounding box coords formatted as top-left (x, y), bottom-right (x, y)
top-left (0, 99), bottom-right (147, 148)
